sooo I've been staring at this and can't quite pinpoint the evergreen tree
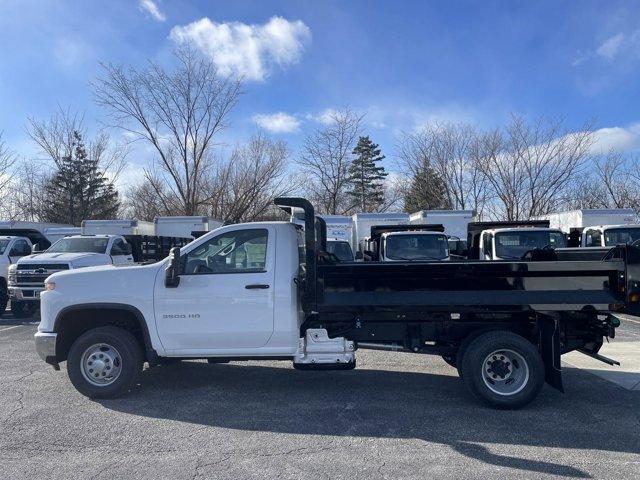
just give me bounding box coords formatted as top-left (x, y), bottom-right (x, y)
top-left (403, 166), bottom-right (451, 213)
top-left (41, 131), bottom-right (120, 225)
top-left (347, 136), bottom-right (388, 212)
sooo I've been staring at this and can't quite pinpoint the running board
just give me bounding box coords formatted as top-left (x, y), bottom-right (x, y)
top-left (294, 329), bottom-right (355, 367)
top-left (578, 349), bottom-right (620, 366)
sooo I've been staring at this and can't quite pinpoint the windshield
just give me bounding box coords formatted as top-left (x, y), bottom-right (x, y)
top-left (604, 227), bottom-right (640, 246)
top-left (326, 240), bottom-right (353, 261)
top-left (47, 237), bottom-right (109, 254)
top-left (0, 239), bottom-right (9, 255)
top-left (494, 230), bottom-right (566, 259)
top-left (385, 234), bottom-right (449, 260)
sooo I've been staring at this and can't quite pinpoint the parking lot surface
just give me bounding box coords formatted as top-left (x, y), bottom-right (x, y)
top-left (1, 312), bottom-right (639, 480)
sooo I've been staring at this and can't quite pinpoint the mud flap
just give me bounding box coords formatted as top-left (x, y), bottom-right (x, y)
top-left (538, 316), bottom-right (564, 392)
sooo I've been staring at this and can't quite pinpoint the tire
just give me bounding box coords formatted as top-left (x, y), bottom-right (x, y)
top-left (460, 330), bottom-right (544, 409)
top-left (11, 301), bottom-right (37, 319)
top-left (67, 326), bottom-right (143, 399)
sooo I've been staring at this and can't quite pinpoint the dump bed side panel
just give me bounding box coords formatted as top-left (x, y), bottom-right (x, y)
top-left (315, 260), bottom-right (625, 315)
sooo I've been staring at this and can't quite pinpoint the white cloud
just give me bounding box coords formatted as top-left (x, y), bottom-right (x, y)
top-left (304, 108), bottom-right (339, 125)
top-left (170, 16), bottom-right (311, 81)
top-left (591, 123), bottom-right (640, 153)
top-left (252, 112), bottom-right (301, 133)
top-left (139, 0), bottom-right (166, 22)
top-left (596, 33), bottom-right (625, 59)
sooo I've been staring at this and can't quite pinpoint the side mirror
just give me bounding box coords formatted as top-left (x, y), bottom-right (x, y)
top-left (31, 244), bottom-right (43, 253)
top-left (165, 247), bottom-right (182, 288)
top-left (354, 251), bottom-right (363, 260)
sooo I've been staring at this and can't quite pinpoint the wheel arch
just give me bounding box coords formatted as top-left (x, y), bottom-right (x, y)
top-left (54, 303), bottom-right (158, 364)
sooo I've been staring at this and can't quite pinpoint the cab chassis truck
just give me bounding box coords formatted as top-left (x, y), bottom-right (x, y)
top-left (34, 198), bottom-right (640, 409)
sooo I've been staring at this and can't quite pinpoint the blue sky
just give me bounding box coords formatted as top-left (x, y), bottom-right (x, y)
top-left (1, 0), bottom-right (640, 182)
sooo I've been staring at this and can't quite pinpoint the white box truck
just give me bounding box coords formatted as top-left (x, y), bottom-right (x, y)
top-left (409, 210), bottom-right (475, 239)
top-left (537, 209), bottom-right (640, 247)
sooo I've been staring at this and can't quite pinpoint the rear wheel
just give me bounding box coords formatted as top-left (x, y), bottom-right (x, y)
top-left (11, 301), bottom-right (37, 319)
top-left (67, 326), bottom-right (143, 399)
top-left (460, 331), bottom-right (544, 409)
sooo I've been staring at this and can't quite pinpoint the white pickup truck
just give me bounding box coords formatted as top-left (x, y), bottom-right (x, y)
top-left (9, 234), bottom-right (134, 317)
top-left (0, 236), bottom-right (34, 313)
top-left (34, 198), bottom-right (637, 409)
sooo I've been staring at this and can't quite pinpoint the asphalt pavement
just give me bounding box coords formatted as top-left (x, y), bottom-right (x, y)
top-left (1, 311), bottom-right (639, 480)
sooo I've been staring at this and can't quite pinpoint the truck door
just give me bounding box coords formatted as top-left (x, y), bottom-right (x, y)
top-left (153, 226), bottom-right (275, 353)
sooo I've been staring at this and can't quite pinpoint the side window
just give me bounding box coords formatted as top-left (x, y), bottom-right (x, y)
top-left (110, 240), bottom-right (127, 255)
top-left (183, 229), bottom-right (268, 275)
top-left (483, 233), bottom-right (492, 258)
top-left (585, 230), bottom-right (601, 247)
top-left (10, 240), bottom-right (30, 257)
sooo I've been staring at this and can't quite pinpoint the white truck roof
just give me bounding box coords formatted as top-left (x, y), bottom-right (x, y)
top-left (537, 209), bottom-right (636, 232)
top-left (410, 209), bottom-right (475, 239)
top-left (81, 219), bottom-right (155, 236)
top-left (154, 216), bottom-right (223, 239)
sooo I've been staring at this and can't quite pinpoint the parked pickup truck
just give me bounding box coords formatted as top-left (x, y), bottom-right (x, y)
top-left (9, 234), bottom-right (134, 318)
top-left (34, 198), bottom-right (640, 409)
top-left (0, 236), bottom-right (34, 313)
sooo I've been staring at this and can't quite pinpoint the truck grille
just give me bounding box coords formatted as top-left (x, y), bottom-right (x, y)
top-left (15, 264), bottom-right (69, 286)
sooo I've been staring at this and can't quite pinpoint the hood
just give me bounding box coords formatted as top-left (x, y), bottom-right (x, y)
top-left (20, 252), bottom-right (103, 263)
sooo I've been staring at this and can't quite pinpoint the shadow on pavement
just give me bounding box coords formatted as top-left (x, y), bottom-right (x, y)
top-left (99, 361), bottom-right (640, 478)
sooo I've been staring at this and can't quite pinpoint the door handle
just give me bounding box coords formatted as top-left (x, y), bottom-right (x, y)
top-left (245, 284), bottom-right (270, 289)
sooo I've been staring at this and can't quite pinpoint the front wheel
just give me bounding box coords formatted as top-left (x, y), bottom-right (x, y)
top-left (67, 326), bottom-right (143, 399)
top-left (460, 331), bottom-right (544, 409)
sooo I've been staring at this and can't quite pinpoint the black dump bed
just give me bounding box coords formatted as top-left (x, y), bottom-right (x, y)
top-left (315, 259), bottom-right (627, 315)
top-left (274, 197), bottom-right (640, 319)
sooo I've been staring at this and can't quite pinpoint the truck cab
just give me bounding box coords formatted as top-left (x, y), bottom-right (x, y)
top-left (0, 236), bottom-right (34, 313)
top-left (582, 224), bottom-right (640, 247)
top-left (8, 234), bottom-right (134, 318)
top-left (325, 239), bottom-right (354, 261)
top-left (361, 224), bottom-right (449, 261)
top-left (467, 220), bottom-right (566, 260)
top-left (478, 227), bottom-right (567, 260)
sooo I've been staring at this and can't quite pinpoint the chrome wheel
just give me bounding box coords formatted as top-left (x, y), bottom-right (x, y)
top-left (80, 343), bottom-right (122, 387)
top-left (482, 349), bottom-right (529, 396)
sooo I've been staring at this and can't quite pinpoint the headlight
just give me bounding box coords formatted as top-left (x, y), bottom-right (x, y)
top-left (8, 264), bottom-right (17, 284)
top-left (45, 281), bottom-right (56, 291)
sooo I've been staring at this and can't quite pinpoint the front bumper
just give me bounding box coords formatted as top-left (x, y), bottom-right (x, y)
top-left (34, 331), bottom-right (58, 365)
top-left (9, 286), bottom-right (44, 301)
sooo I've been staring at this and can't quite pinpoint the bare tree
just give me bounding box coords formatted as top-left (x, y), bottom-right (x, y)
top-left (27, 107), bottom-right (128, 183)
top-left (124, 179), bottom-right (173, 220)
top-left (94, 46), bottom-right (242, 215)
top-left (299, 108), bottom-right (363, 214)
top-left (208, 134), bottom-right (297, 223)
top-left (398, 123), bottom-right (490, 216)
top-left (477, 116), bottom-right (594, 220)
top-left (567, 150), bottom-right (640, 212)
top-left (0, 133), bottom-right (17, 216)
top-left (11, 162), bottom-right (47, 221)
